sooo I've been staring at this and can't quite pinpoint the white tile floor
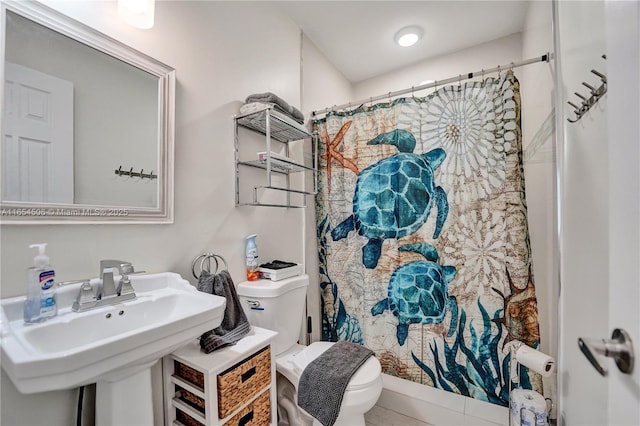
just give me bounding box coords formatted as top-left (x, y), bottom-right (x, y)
top-left (365, 405), bottom-right (432, 426)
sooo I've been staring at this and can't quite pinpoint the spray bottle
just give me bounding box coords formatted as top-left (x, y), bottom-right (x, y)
top-left (24, 243), bottom-right (57, 323)
top-left (245, 234), bottom-right (260, 281)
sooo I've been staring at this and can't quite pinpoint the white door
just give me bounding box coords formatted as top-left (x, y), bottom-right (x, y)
top-left (603, 2), bottom-right (640, 424)
top-left (559, 1), bottom-right (640, 425)
top-left (3, 62), bottom-right (74, 203)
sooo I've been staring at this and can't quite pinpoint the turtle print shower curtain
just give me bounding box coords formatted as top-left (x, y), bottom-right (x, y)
top-left (314, 71), bottom-right (542, 405)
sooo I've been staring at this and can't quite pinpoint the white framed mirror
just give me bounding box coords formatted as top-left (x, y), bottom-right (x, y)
top-left (0, 0), bottom-right (175, 223)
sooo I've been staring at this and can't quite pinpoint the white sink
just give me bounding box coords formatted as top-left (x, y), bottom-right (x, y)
top-left (0, 272), bottom-right (226, 395)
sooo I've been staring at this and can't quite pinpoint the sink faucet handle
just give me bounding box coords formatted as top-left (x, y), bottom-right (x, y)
top-left (120, 263), bottom-right (134, 275)
top-left (72, 280), bottom-right (97, 312)
top-left (118, 275), bottom-right (135, 296)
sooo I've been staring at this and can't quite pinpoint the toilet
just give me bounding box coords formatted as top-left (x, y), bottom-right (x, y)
top-left (237, 275), bottom-right (383, 426)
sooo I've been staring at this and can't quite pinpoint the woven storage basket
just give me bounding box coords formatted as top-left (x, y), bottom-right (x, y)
top-left (176, 385), bottom-right (205, 415)
top-left (217, 346), bottom-right (271, 418)
top-left (176, 408), bottom-right (205, 426)
top-left (222, 389), bottom-right (270, 426)
top-left (175, 360), bottom-right (205, 390)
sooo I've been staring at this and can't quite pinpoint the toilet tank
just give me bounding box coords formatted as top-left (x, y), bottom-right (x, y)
top-left (237, 275), bottom-right (309, 356)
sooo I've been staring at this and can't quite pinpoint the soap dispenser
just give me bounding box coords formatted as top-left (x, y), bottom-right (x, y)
top-left (24, 243), bottom-right (57, 323)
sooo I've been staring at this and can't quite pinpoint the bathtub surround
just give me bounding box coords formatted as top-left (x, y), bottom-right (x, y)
top-left (377, 373), bottom-right (509, 425)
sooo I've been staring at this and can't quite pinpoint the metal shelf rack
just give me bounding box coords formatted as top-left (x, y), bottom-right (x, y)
top-left (234, 106), bottom-right (317, 208)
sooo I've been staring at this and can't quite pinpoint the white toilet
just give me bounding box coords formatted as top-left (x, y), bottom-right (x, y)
top-left (237, 275), bottom-right (383, 426)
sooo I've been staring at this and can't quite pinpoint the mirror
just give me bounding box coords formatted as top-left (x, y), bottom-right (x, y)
top-left (0, 1), bottom-right (175, 223)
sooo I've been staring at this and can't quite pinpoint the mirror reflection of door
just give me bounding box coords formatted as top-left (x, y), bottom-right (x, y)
top-left (3, 62), bottom-right (74, 203)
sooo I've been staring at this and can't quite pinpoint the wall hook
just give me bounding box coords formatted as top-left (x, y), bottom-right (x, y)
top-left (567, 56), bottom-right (607, 123)
top-left (114, 166), bottom-right (158, 180)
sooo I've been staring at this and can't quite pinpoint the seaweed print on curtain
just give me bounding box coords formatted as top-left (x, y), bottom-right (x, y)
top-left (314, 71), bottom-right (542, 406)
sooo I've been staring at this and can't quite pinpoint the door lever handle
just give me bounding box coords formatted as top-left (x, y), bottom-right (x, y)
top-left (578, 328), bottom-right (634, 376)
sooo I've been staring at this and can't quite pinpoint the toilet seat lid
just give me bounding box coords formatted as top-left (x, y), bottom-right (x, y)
top-left (292, 342), bottom-right (381, 390)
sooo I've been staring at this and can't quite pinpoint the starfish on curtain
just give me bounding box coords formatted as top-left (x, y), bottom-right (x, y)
top-left (320, 121), bottom-right (358, 192)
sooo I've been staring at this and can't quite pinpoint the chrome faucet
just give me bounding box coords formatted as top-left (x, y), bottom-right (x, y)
top-left (99, 260), bottom-right (133, 299)
top-left (71, 260), bottom-right (138, 312)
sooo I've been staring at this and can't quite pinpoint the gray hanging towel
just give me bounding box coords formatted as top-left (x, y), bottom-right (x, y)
top-left (196, 269), bottom-right (251, 353)
top-left (297, 341), bottom-right (375, 426)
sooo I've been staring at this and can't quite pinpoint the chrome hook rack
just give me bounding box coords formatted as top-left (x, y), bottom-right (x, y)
top-left (114, 166), bottom-right (157, 180)
top-left (567, 55), bottom-right (607, 123)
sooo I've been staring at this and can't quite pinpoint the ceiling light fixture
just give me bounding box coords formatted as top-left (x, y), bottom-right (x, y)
top-left (118, 0), bottom-right (155, 29)
top-left (394, 26), bottom-right (423, 47)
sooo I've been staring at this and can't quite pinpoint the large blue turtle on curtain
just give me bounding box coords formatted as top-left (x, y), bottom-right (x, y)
top-left (331, 129), bottom-right (449, 268)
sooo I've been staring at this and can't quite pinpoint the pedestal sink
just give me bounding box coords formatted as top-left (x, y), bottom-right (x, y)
top-left (0, 272), bottom-right (226, 425)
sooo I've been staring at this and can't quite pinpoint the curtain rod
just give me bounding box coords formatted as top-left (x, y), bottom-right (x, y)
top-left (311, 52), bottom-right (553, 117)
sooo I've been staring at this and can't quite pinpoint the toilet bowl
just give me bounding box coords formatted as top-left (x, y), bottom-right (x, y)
top-left (236, 276), bottom-right (383, 426)
top-left (277, 342), bottom-right (383, 426)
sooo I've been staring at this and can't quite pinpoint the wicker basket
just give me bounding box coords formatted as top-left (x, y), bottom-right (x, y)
top-left (222, 389), bottom-right (270, 426)
top-left (175, 360), bottom-right (205, 391)
top-left (217, 346), bottom-right (271, 418)
top-left (176, 408), bottom-right (205, 426)
top-left (176, 385), bottom-right (206, 415)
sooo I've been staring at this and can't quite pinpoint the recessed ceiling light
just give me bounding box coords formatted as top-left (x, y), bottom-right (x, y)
top-left (395, 26), bottom-right (423, 47)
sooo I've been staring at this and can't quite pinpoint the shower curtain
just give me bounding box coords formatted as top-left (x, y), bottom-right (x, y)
top-left (314, 71), bottom-right (541, 405)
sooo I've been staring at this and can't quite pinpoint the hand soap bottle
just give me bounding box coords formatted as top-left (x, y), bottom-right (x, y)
top-left (24, 243), bottom-right (57, 323)
top-left (245, 234), bottom-right (260, 281)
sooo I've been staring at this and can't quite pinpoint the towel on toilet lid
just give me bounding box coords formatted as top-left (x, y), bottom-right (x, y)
top-left (297, 340), bottom-right (374, 426)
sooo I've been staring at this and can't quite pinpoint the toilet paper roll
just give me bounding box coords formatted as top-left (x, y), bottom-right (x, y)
top-left (510, 389), bottom-right (548, 426)
top-left (515, 344), bottom-right (555, 377)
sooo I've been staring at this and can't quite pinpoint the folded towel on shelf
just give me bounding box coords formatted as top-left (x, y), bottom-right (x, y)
top-left (297, 341), bottom-right (375, 426)
top-left (239, 101), bottom-right (276, 116)
top-left (244, 92), bottom-right (305, 124)
top-left (197, 269), bottom-right (251, 353)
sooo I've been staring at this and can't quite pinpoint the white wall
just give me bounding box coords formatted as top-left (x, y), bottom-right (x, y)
top-left (301, 34), bottom-right (353, 343)
top-left (353, 33), bottom-right (523, 101)
top-left (301, 35), bottom-right (354, 118)
top-left (519, 0), bottom-right (557, 413)
top-left (0, 1), bottom-right (305, 424)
